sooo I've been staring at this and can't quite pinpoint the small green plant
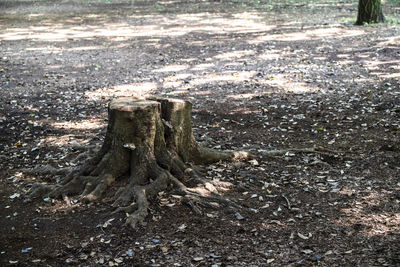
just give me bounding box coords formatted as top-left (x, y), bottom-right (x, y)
top-left (385, 16), bottom-right (400, 24)
top-left (387, 0), bottom-right (400, 4)
top-left (340, 17), bottom-right (356, 23)
top-left (156, 4), bottom-right (164, 12)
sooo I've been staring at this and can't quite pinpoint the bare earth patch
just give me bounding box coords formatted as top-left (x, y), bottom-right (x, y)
top-left (0, 0), bottom-right (399, 266)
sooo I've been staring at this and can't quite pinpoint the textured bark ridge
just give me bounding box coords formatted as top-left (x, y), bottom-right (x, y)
top-left (29, 97), bottom-right (252, 228)
top-left (356, 0), bottom-right (384, 25)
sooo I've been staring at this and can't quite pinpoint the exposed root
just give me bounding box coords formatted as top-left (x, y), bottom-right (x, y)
top-left (125, 169), bottom-right (170, 228)
top-left (179, 190), bottom-right (239, 215)
top-left (125, 187), bottom-right (150, 228)
top-left (168, 172), bottom-right (240, 215)
top-left (112, 162), bottom-right (241, 227)
top-left (22, 164), bottom-right (72, 176)
top-left (25, 97), bottom-right (348, 229)
top-left (82, 174), bottom-right (115, 203)
top-left (112, 184), bottom-right (136, 208)
top-left (28, 183), bottom-right (55, 199)
top-left (112, 203), bottom-right (138, 215)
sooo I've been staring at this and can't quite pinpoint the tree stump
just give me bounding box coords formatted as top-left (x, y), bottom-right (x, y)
top-left (29, 97), bottom-right (252, 228)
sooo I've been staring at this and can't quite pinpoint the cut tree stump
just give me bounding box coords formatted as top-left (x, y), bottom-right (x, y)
top-left (28, 96), bottom-right (344, 228)
top-left (28, 97), bottom-right (252, 228)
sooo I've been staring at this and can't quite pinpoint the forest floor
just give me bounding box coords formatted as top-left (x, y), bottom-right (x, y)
top-left (1, 0), bottom-right (400, 266)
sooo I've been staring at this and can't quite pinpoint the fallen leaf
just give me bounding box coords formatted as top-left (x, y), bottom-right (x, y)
top-left (178, 224), bottom-right (186, 231)
top-left (9, 193), bottom-right (20, 199)
top-left (234, 212), bottom-right (245, 220)
top-left (324, 250), bottom-right (333, 256)
top-left (102, 218), bottom-right (115, 228)
top-left (114, 257), bottom-right (123, 263)
top-left (298, 232), bottom-right (312, 240)
top-left (21, 247), bottom-right (32, 253)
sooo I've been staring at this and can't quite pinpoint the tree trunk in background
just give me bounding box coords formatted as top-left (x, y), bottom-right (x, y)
top-left (356, 0), bottom-right (385, 25)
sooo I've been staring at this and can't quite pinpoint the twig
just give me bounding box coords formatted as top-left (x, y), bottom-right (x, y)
top-left (256, 146), bottom-right (347, 159)
top-left (282, 194), bottom-right (291, 210)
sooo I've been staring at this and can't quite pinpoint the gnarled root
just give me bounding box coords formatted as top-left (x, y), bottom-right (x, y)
top-left (26, 97), bottom-right (249, 228)
top-left (112, 159), bottom-right (240, 228)
top-left (26, 96), bottom-right (350, 229)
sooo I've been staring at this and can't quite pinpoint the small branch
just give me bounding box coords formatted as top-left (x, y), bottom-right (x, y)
top-left (195, 145), bottom-right (256, 164)
top-left (257, 146), bottom-right (345, 158)
top-left (282, 194), bottom-right (291, 210)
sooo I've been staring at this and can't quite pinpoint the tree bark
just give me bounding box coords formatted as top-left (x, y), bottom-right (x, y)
top-left (28, 97), bottom-right (252, 228)
top-left (355, 0), bottom-right (385, 25)
top-left (26, 97), bottom-right (346, 228)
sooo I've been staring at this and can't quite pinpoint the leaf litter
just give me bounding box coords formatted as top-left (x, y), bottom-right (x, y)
top-left (0, 0), bottom-right (400, 266)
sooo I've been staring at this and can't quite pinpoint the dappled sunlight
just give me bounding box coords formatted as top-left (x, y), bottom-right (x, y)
top-left (41, 135), bottom-right (84, 148)
top-left (248, 26), bottom-right (365, 43)
top-left (370, 72), bottom-right (400, 79)
top-left (264, 73), bottom-right (322, 93)
top-left (334, 190), bottom-right (400, 237)
top-left (0, 23), bottom-right (170, 42)
top-left (337, 210), bottom-right (400, 237)
top-left (228, 93), bottom-right (258, 100)
top-left (191, 63), bottom-right (215, 71)
top-left (366, 60), bottom-right (400, 78)
top-left (190, 71), bottom-right (258, 86)
top-left (85, 82), bottom-right (157, 101)
top-left (170, 73), bottom-right (192, 80)
top-left (376, 35), bottom-right (400, 46)
top-left (26, 45), bottom-right (105, 53)
top-left (258, 50), bottom-right (281, 60)
top-left (162, 80), bottom-right (185, 89)
top-left (0, 3), bottom-right (382, 100)
top-left (148, 47), bottom-right (327, 95)
top-left (160, 73), bottom-right (192, 89)
top-left (214, 50), bottom-right (256, 60)
top-left (0, 12), bottom-right (272, 43)
top-left (153, 64), bottom-right (189, 73)
top-left (367, 60), bottom-right (400, 67)
top-left (50, 119), bottom-right (105, 131)
top-left (190, 90), bottom-right (212, 96)
top-left (159, 12), bottom-right (274, 34)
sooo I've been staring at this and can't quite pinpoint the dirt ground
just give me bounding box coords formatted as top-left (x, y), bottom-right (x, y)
top-left (1, 0), bottom-right (400, 266)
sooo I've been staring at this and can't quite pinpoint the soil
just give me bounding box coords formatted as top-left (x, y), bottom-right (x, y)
top-left (1, 0), bottom-right (400, 266)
